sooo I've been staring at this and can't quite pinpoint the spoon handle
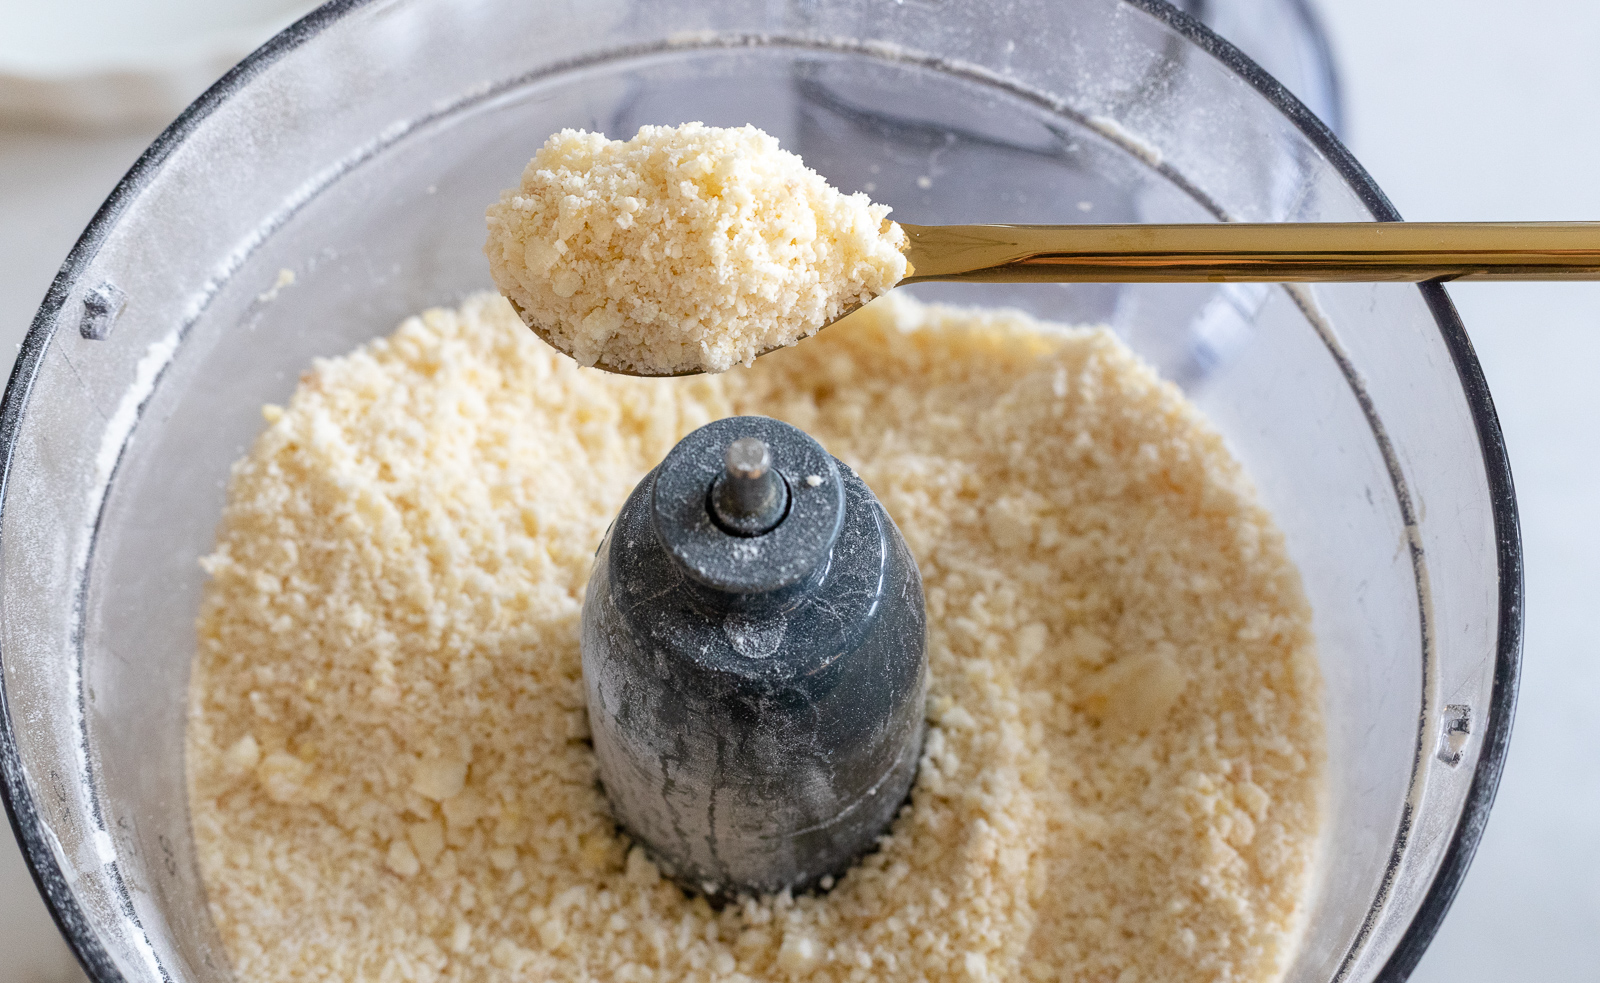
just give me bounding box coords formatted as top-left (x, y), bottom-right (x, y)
top-left (898, 222), bottom-right (1600, 283)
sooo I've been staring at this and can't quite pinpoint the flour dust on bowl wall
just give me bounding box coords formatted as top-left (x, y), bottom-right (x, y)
top-left (0, 2), bottom-right (1518, 983)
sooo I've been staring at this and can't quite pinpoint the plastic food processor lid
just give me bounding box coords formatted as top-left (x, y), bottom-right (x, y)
top-left (0, 1), bottom-right (1521, 982)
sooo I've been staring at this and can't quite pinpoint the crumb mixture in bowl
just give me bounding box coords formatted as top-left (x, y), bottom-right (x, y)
top-left (187, 292), bottom-right (1324, 983)
top-left (484, 124), bottom-right (908, 375)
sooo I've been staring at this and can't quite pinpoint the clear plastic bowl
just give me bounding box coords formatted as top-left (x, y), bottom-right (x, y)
top-left (0, 1), bottom-right (1520, 981)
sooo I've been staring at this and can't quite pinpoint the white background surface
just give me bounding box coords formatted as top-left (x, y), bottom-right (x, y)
top-left (1, 1), bottom-right (1597, 980)
top-left (0, 0), bottom-right (313, 72)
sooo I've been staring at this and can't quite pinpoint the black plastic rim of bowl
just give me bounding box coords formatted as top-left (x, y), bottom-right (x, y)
top-left (0, 2), bottom-right (1522, 982)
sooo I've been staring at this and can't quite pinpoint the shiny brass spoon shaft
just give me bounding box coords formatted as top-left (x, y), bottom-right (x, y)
top-left (899, 221), bottom-right (1600, 284)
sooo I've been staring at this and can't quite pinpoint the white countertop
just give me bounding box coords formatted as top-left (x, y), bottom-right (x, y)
top-left (1, 1), bottom-right (1596, 979)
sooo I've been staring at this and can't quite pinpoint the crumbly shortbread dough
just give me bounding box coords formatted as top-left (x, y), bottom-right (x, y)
top-left (188, 292), bottom-right (1324, 983)
top-left (484, 123), bottom-right (908, 375)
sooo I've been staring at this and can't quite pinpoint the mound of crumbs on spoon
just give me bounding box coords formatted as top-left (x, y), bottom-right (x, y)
top-left (484, 122), bottom-right (908, 375)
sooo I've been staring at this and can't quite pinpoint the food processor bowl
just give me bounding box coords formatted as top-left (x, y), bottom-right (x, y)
top-left (1175, 0), bottom-right (1344, 138)
top-left (0, 1), bottom-right (1519, 981)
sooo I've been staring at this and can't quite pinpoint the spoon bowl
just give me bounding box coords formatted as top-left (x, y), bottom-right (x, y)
top-left (508, 294), bottom-right (871, 377)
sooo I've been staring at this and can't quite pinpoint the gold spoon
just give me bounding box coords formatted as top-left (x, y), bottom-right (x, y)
top-left (515, 221), bottom-right (1600, 377)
